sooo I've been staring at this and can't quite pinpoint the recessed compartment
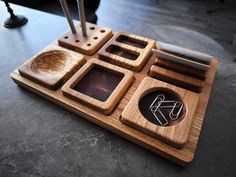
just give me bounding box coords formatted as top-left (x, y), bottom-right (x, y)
top-left (58, 23), bottom-right (113, 55)
top-left (106, 44), bottom-right (139, 60)
top-left (62, 59), bottom-right (133, 114)
top-left (18, 47), bottom-right (85, 90)
top-left (121, 77), bottom-right (199, 148)
top-left (98, 32), bottom-right (155, 71)
top-left (116, 35), bottom-right (147, 49)
top-left (73, 66), bottom-right (123, 102)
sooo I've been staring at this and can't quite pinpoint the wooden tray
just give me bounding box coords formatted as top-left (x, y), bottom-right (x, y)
top-left (10, 27), bottom-right (218, 166)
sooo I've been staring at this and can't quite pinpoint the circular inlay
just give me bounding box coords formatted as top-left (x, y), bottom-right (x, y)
top-left (138, 89), bottom-right (185, 126)
top-left (31, 50), bottom-right (71, 75)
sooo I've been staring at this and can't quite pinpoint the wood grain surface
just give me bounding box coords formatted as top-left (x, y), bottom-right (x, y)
top-left (99, 32), bottom-right (155, 71)
top-left (58, 22), bottom-right (113, 55)
top-left (18, 44), bottom-right (86, 90)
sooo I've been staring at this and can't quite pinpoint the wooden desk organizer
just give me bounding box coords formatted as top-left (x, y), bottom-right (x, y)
top-left (10, 24), bottom-right (218, 166)
top-left (99, 32), bottom-right (155, 71)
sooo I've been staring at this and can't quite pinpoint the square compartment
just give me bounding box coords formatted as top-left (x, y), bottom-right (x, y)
top-left (58, 23), bottom-right (113, 55)
top-left (73, 66), bottom-right (123, 102)
top-left (18, 45), bottom-right (86, 90)
top-left (121, 77), bottom-right (199, 148)
top-left (62, 59), bottom-right (133, 114)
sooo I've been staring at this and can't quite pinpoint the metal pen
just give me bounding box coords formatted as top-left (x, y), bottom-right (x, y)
top-left (77, 0), bottom-right (87, 36)
top-left (59, 0), bottom-right (76, 33)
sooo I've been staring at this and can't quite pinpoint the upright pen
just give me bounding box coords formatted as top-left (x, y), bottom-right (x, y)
top-left (59, 0), bottom-right (76, 33)
top-left (77, 0), bottom-right (87, 36)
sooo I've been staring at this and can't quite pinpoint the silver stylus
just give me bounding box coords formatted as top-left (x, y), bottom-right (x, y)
top-left (77, 0), bottom-right (87, 36)
top-left (59, 0), bottom-right (76, 33)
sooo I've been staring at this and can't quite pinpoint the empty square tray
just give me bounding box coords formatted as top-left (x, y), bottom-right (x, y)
top-left (62, 59), bottom-right (133, 114)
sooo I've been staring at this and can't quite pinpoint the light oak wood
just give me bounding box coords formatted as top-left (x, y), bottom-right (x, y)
top-left (10, 29), bottom-right (218, 166)
top-left (58, 22), bottom-right (113, 55)
top-left (99, 32), bottom-right (155, 71)
top-left (62, 59), bottom-right (133, 115)
top-left (121, 77), bottom-right (199, 148)
top-left (149, 65), bottom-right (205, 93)
top-left (18, 44), bottom-right (86, 90)
top-left (154, 57), bottom-right (207, 80)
